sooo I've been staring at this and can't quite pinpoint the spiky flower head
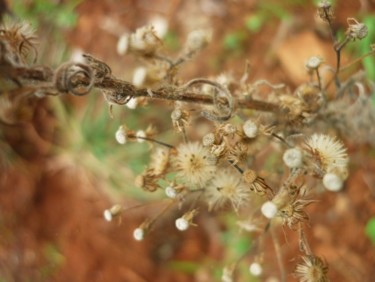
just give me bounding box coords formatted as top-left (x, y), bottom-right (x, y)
top-left (295, 255), bottom-right (328, 282)
top-left (304, 134), bottom-right (348, 174)
top-left (205, 170), bottom-right (249, 212)
top-left (174, 142), bottom-right (217, 187)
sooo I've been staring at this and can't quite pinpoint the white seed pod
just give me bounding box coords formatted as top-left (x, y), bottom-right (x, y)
top-left (261, 201), bottom-right (278, 219)
top-left (132, 67), bottom-right (147, 87)
top-left (115, 126), bottom-right (127, 144)
top-left (323, 173), bottom-right (343, 192)
top-left (117, 33), bottom-right (129, 55)
top-left (283, 148), bottom-right (303, 168)
top-left (136, 130), bottom-right (146, 143)
top-left (249, 262), bottom-right (263, 276)
top-left (103, 204), bottom-right (122, 222)
top-left (103, 209), bottom-right (113, 222)
top-left (175, 217), bottom-right (189, 231)
top-left (305, 56), bottom-right (322, 70)
top-left (165, 186), bottom-right (177, 199)
top-left (243, 120), bottom-right (258, 138)
top-left (133, 228), bottom-right (145, 241)
top-left (149, 16), bottom-right (168, 38)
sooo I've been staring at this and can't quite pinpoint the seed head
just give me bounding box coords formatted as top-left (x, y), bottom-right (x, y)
top-left (346, 18), bottom-right (368, 41)
top-left (205, 170), bottom-right (249, 212)
top-left (304, 134), bottom-right (348, 174)
top-left (295, 255), bottom-right (328, 282)
top-left (174, 142), bottom-right (217, 187)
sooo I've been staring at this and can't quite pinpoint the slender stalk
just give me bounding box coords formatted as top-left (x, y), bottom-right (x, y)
top-left (129, 135), bottom-right (175, 149)
top-left (270, 222), bottom-right (286, 282)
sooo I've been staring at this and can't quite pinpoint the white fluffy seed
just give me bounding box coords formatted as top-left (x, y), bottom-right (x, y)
top-left (261, 201), bottom-right (278, 219)
top-left (249, 262), bottom-right (263, 276)
top-left (132, 67), bottom-right (147, 87)
top-left (175, 218), bottom-right (189, 231)
top-left (305, 56), bottom-right (322, 69)
top-left (243, 120), bottom-right (258, 138)
top-left (115, 126), bottom-right (127, 144)
top-left (165, 186), bottom-right (177, 199)
top-left (117, 33), bottom-right (129, 55)
top-left (103, 210), bottom-right (112, 222)
top-left (323, 173), bottom-right (343, 192)
top-left (283, 148), bottom-right (303, 168)
top-left (133, 228), bottom-right (145, 241)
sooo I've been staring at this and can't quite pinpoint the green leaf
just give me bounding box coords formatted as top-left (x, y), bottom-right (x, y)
top-left (365, 217), bottom-right (375, 244)
top-left (245, 14), bottom-right (265, 33)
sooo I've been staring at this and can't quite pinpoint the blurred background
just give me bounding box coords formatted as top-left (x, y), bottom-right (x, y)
top-left (0, 0), bottom-right (375, 281)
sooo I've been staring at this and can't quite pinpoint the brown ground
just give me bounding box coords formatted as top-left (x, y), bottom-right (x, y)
top-left (1, 0), bottom-right (375, 281)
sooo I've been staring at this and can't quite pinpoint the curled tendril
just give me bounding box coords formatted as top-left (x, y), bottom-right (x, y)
top-left (83, 54), bottom-right (112, 82)
top-left (54, 62), bottom-right (94, 96)
top-left (180, 78), bottom-right (234, 122)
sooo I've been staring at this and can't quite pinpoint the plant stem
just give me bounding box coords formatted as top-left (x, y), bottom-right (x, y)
top-left (270, 222), bottom-right (286, 282)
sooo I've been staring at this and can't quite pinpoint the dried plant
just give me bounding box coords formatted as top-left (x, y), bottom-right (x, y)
top-left (1, 1), bottom-right (374, 281)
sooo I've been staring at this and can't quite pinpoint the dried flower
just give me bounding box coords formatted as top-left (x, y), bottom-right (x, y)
top-left (295, 255), bottom-right (328, 282)
top-left (128, 25), bottom-right (162, 56)
top-left (171, 107), bottom-right (190, 132)
top-left (279, 199), bottom-right (315, 229)
top-left (322, 172), bottom-right (343, 192)
top-left (346, 18), bottom-right (368, 41)
top-left (174, 142), bottom-right (217, 187)
top-left (227, 141), bottom-right (248, 165)
top-left (304, 134), bottom-right (348, 174)
top-left (210, 141), bottom-right (227, 158)
top-left (205, 170), bottom-right (250, 212)
top-left (317, 1), bottom-right (334, 23)
top-left (283, 148), bottom-right (303, 168)
top-left (185, 29), bottom-right (212, 52)
top-left (135, 169), bottom-right (159, 192)
top-left (243, 169), bottom-right (273, 197)
top-left (150, 147), bottom-right (170, 175)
